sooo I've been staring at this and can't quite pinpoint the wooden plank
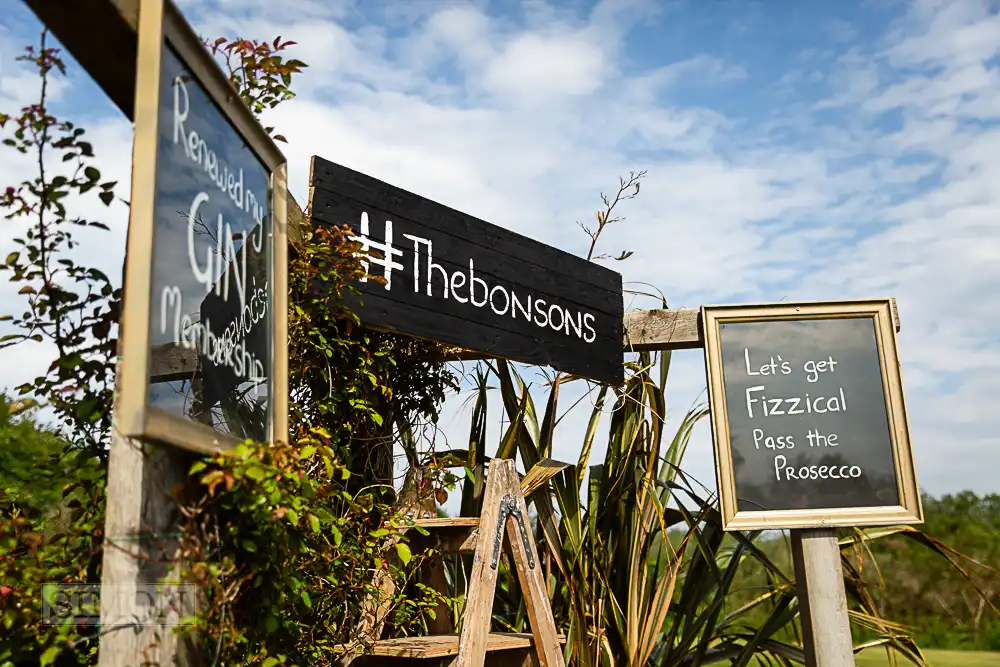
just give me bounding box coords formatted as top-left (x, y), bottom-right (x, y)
top-left (99, 360), bottom-right (202, 666)
top-left (500, 464), bottom-right (566, 667)
top-left (623, 298), bottom-right (900, 353)
top-left (310, 158), bottom-right (620, 293)
top-left (22, 0), bottom-right (140, 117)
top-left (791, 529), bottom-right (855, 667)
top-left (414, 517), bottom-right (480, 529)
top-left (311, 194), bottom-right (620, 318)
top-left (453, 459), bottom-right (512, 667)
top-left (330, 289), bottom-right (621, 384)
top-left (622, 308), bottom-right (700, 351)
top-left (353, 633), bottom-right (538, 658)
top-left (409, 518), bottom-right (480, 554)
top-left (308, 156), bottom-right (624, 385)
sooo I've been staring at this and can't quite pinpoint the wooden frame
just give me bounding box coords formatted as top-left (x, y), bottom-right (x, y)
top-left (702, 298), bottom-right (922, 531)
top-left (118, 0), bottom-right (288, 453)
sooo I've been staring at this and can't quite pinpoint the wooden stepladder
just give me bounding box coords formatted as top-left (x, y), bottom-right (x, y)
top-left (340, 459), bottom-right (565, 667)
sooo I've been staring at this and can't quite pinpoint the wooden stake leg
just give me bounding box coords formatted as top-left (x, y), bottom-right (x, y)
top-left (502, 468), bottom-right (565, 667)
top-left (791, 528), bottom-right (856, 667)
top-left (453, 460), bottom-right (510, 667)
top-left (99, 360), bottom-right (203, 666)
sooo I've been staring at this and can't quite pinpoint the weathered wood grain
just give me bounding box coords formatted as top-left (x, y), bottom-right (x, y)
top-left (353, 633), bottom-right (539, 658)
top-left (791, 529), bottom-right (856, 667)
top-left (454, 459), bottom-right (511, 667)
top-left (501, 464), bottom-right (565, 667)
top-left (309, 156), bottom-right (624, 385)
top-left (622, 309), bottom-right (701, 351)
top-left (100, 360), bottom-right (204, 667)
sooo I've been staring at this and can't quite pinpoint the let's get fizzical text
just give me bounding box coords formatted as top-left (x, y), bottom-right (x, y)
top-left (349, 213), bottom-right (600, 343)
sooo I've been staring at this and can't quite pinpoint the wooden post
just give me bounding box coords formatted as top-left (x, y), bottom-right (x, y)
top-left (791, 529), bottom-right (855, 667)
top-left (98, 358), bottom-right (203, 666)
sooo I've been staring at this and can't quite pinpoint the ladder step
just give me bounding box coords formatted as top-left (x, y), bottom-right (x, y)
top-left (407, 518), bottom-right (480, 554)
top-left (411, 517), bottom-right (480, 528)
top-left (352, 632), bottom-right (539, 659)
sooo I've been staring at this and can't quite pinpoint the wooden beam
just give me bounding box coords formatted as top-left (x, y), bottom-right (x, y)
top-left (622, 308), bottom-right (701, 351)
top-left (624, 298), bottom-right (900, 351)
top-left (22, 0), bottom-right (140, 118)
top-left (150, 299), bottom-right (901, 380)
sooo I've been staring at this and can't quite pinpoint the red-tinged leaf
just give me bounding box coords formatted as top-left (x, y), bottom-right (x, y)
top-left (18, 285), bottom-right (35, 294)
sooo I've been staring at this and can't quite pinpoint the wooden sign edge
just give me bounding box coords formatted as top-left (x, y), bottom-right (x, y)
top-left (117, 0), bottom-right (290, 453)
top-left (700, 298), bottom-right (923, 532)
top-left (307, 155), bottom-right (625, 290)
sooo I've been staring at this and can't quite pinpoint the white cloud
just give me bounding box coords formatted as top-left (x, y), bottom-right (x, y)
top-left (2, 0), bottom-right (999, 501)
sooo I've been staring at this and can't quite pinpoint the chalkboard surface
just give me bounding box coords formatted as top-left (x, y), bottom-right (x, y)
top-left (309, 156), bottom-right (624, 385)
top-left (146, 43), bottom-right (273, 442)
top-left (717, 316), bottom-right (900, 513)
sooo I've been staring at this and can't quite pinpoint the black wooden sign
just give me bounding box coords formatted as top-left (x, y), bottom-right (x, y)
top-left (308, 156), bottom-right (624, 385)
top-left (703, 301), bottom-right (922, 530)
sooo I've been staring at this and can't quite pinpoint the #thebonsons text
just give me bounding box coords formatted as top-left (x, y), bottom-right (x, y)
top-left (350, 213), bottom-right (599, 343)
top-left (741, 348), bottom-right (863, 482)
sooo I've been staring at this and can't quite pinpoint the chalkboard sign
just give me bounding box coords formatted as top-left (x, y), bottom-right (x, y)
top-left (703, 300), bottom-right (922, 530)
top-left (309, 156), bottom-right (624, 385)
top-left (117, 0), bottom-right (289, 453)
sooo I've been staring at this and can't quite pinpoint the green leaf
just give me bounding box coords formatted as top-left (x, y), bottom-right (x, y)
top-left (263, 659), bottom-right (280, 667)
top-left (287, 508), bottom-right (299, 526)
top-left (299, 445), bottom-right (316, 459)
top-left (308, 513), bottom-right (321, 534)
top-left (239, 539), bottom-right (257, 553)
top-left (189, 461), bottom-right (207, 475)
top-left (300, 590), bottom-right (312, 608)
top-left (265, 614), bottom-right (278, 634)
top-left (395, 542), bottom-right (412, 565)
top-left (4, 252), bottom-right (17, 265)
top-left (246, 466), bottom-right (266, 482)
top-left (39, 646), bottom-right (61, 667)
top-left (99, 190), bottom-right (114, 205)
top-left (84, 166), bottom-right (100, 181)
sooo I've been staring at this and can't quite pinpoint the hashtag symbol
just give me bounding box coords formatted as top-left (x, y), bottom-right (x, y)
top-left (349, 212), bottom-right (404, 290)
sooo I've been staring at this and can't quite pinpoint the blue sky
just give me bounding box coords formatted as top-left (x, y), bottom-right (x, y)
top-left (2, 0), bottom-right (999, 501)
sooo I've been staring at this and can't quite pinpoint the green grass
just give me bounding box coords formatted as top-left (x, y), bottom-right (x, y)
top-left (854, 648), bottom-right (999, 667)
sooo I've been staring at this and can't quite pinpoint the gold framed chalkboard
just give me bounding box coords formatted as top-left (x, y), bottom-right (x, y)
top-left (703, 299), bottom-right (922, 531)
top-left (117, 0), bottom-right (289, 453)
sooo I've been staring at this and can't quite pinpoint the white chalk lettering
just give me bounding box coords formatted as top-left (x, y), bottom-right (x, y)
top-left (351, 211), bottom-right (604, 344)
top-left (803, 356), bottom-right (839, 383)
top-left (172, 76), bottom-right (266, 224)
top-left (745, 387), bottom-right (847, 419)
top-left (773, 455), bottom-right (863, 482)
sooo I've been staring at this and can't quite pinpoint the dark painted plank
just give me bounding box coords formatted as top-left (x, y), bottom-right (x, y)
top-left (310, 192), bottom-right (621, 317)
top-left (308, 156), bottom-right (625, 385)
top-left (323, 287), bottom-right (623, 384)
top-left (23, 0), bottom-right (138, 120)
top-left (310, 156), bottom-right (621, 293)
